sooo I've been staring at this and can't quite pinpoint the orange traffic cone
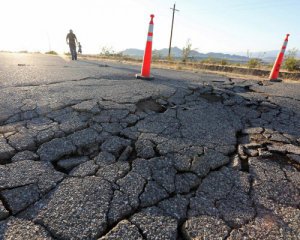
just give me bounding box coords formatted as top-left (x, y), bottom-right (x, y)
top-left (136, 14), bottom-right (155, 80)
top-left (269, 34), bottom-right (290, 82)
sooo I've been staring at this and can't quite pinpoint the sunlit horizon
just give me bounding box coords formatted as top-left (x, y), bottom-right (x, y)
top-left (1, 0), bottom-right (299, 55)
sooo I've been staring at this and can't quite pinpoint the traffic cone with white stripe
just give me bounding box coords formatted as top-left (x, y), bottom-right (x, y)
top-left (136, 14), bottom-right (155, 80)
top-left (269, 34), bottom-right (290, 82)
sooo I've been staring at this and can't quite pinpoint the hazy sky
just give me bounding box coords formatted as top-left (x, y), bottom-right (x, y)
top-left (1, 0), bottom-right (299, 54)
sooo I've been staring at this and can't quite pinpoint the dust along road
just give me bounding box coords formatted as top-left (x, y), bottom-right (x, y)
top-left (0, 53), bottom-right (299, 239)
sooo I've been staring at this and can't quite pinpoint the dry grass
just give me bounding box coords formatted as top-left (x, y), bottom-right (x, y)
top-left (79, 54), bottom-right (300, 82)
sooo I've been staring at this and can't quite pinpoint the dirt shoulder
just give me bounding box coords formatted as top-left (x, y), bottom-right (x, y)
top-left (81, 55), bottom-right (300, 82)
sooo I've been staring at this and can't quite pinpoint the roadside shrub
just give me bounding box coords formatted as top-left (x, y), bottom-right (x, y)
top-left (182, 39), bottom-right (193, 63)
top-left (166, 55), bottom-right (174, 62)
top-left (100, 46), bottom-right (115, 56)
top-left (100, 46), bottom-right (123, 58)
top-left (284, 58), bottom-right (298, 71)
top-left (202, 58), bottom-right (228, 66)
top-left (247, 58), bottom-right (260, 68)
top-left (45, 51), bottom-right (58, 55)
top-left (220, 59), bottom-right (228, 65)
top-left (284, 49), bottom-right (299, 71)
top-left (152, 50), bottom-right (163, 61)
top-left (202, 57), bottom-right (218, 64)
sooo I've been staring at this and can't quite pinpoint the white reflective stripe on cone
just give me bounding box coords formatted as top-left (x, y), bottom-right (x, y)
top-left (281, 41), bottom-right (288, 53)
top-left (148, 24), bottom-right (154, 33)
top-left (147, 36), bottom-right (153, 42)
top-left (282, 41), bottom-right (288, 48)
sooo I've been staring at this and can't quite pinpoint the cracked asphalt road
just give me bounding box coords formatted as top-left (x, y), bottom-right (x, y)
top-left (0, 53), bottom-right (299, 240)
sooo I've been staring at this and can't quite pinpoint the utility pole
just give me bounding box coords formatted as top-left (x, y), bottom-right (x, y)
top-left (168, 3), bottom-right (179, 59)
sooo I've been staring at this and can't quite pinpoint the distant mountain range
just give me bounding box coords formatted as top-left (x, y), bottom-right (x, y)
top-left (122, 47), bottom-right (300, 63)
top-left (122, 47), bottom-right (250, 62)
top-left (233, 50), bottom-right (300, 62)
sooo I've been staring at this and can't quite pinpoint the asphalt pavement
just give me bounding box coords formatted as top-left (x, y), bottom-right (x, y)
top-left (0, 53), bottom-right (299, 239)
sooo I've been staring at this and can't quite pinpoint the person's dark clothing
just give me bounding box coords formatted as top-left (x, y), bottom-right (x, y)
top-left (78, 43), bottom-right (82, 54)
top-left (66, 32), bottom-right (77, 60)
top-left (69, 46), bottom-right (77, 60)
top-left (66, 32), bottom-right (77, 47)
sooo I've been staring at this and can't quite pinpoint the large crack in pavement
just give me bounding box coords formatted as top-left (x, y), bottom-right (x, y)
top-left (0, 78), bottom-right (299, 239)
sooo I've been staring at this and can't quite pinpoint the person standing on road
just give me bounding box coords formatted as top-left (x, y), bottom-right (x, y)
top-left (66, 29), bottom-right (78, 60)
top-left (78, 42), bottom-right (82, 54)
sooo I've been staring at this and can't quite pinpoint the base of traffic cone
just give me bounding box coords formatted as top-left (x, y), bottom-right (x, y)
top-left (136, 74), bottom-right (155, 80)
top-left (269, 78), bottom-right (282, 82)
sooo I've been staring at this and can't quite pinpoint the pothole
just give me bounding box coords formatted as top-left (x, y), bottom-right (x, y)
top-left (136, 99), bottom-right (167, 113)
